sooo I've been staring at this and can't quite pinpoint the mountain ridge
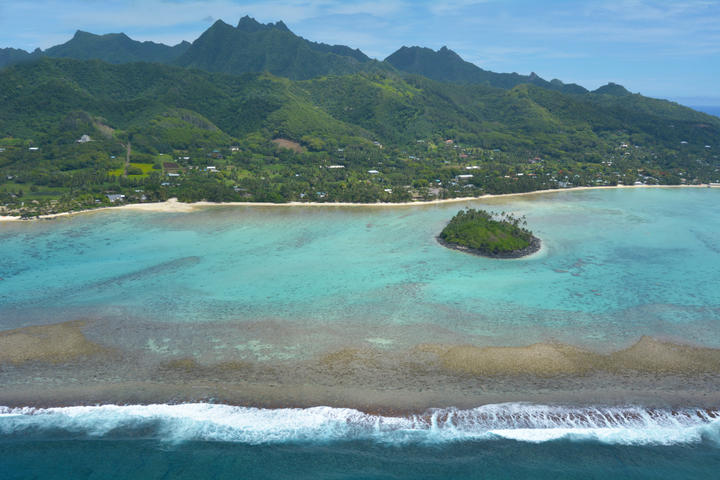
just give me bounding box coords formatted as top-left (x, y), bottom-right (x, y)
top-left (384, 45), bottom-right (588, 94)
top-left (0, 15), bottom-right (605, 96)
top-left (44, 30), bottom-right (191, 64)
top-left (173, 17), bottom-right (378, 79)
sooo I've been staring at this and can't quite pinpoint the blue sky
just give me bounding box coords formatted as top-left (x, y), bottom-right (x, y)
top-left (1, 0), bottom-right (718, 104)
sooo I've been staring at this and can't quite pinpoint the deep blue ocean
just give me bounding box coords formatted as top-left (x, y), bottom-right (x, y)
top-left (690, 105), bottom-right (720, 117)
top-left (3, 437), bottom-right (719, 479)
top-left (1, 404), bottom-right (719, 479)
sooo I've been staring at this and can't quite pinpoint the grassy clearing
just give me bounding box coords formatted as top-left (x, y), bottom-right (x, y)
top-left (109, 163), bottom-right (155, 177)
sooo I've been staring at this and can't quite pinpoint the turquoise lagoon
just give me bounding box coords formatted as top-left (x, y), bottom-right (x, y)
top-left (3, 187), bottom-right (720, 480)
top-left (1, 187), bottom-right (719, 356)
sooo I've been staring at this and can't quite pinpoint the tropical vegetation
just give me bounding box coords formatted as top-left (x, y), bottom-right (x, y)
top-left (0, 16), bottom-right (718, 218)
top-left (439, 208), bottom-right (537, 256)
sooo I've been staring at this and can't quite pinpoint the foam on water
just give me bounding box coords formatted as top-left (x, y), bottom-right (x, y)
top-left (1, 403), bottom-right (718, 446)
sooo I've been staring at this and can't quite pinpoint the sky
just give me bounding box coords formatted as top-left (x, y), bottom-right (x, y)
top-left (1, 0), bottom-right (718, 105)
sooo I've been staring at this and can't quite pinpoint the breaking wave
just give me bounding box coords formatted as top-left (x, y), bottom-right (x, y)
top-left (1, 403), bottom-right (719, 446)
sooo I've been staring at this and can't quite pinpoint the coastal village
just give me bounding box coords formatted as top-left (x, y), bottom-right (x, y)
top-left (1, 131), bottom-right (718, 218)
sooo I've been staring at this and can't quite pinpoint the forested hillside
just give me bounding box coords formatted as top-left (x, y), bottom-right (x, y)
top-left (384, 46), bottom-right (587, 94)
top-left (0, 17), bottom-right (718, 217)
top-left (173, 16), bottom-right (379, 79)
top-left (45, 31), bottom-right (190, 64)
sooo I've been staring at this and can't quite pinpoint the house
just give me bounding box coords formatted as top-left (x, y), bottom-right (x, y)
top-left (368, 170), bottom-right (380, 174)
top-left (167, 173), bottom-right (180, 177)
top-left (457, 174), bottom-right (474, 179)
top-left (206, 166), bottom-right (217, 172)
top-left (77, 134), bottom-right (91, 143)
top-left (106, 194), bottom-right (125, 202)
top-left (328, 165), bottom-right (345, 169)
top-left (445, 139), bottom-right (454, 145)
top-left (28, 147), bottom-right (39, 151)
top-left (230, 146), bottom-right (240, 152)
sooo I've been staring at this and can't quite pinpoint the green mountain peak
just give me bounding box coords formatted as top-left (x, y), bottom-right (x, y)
top-left (592, 82), bottom-right (631, 96)
top-left (385, 45), bottom-right (588, 94)
top-left (175, 15), bottom-right (375, 79)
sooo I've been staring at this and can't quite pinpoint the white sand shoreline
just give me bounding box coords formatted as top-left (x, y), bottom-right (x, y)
top-left (0, 184), bottom-right (716, 222)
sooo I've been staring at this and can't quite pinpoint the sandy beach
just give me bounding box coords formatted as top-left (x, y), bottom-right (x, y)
top-left (0, 184), bottom-right (715, 222)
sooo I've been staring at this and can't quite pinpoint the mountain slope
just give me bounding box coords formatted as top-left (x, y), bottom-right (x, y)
top-left (174, 17), bottom-right (381, 79)
top-left (3, 57), bottom-right (717, 159)
top-left (0, 58), bottom-right (369, 148)
top-left (385, 46), bottom-right (588, 94)
top-left (0, 47), bottom-right (40, 68)
top-left (44, 30), bottom-right (190, 64)
top-left (1, 57), bottom-right (718, 213)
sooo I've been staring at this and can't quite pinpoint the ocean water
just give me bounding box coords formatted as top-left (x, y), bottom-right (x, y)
top-left (2, 188), bottom-right (720, 478)
top-left (1, 188), bottom-right (719, 351)
top-left (690, 105), bottom-right (720, 118)
top-left (1, 403), bottom-right (720, 479)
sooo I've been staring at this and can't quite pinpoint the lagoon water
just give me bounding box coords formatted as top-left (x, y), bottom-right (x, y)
top-left (2, 188), bottom-right (719, 349)
top-left (2, 188), bottom-right (720, 478)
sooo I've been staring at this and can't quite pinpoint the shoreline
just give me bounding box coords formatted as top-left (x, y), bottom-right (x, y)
top-left (2, 379), bottom-right (720, 415)
top-left (0, 184), bottom-right (716, 222)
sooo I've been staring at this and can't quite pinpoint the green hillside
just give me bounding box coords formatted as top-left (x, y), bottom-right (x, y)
top-left (44, 31), bottom-right (190, 64)
top-left (0, 47), bottom-right (40, 68)
top-left (174, 17), bottom-right (382, 80)
top-left (0, 55), bottom-right (718, 217)
top-left (385, 46), bottom-right (587, 94)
